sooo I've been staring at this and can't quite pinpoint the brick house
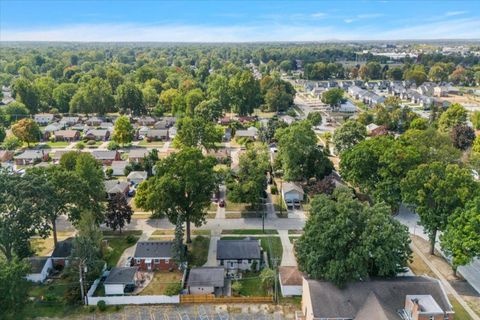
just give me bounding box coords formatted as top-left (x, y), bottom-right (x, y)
top-left (54, 130), bottom-right (80, 142)
top-left (127, 148), bottom-right (149, 163)
top-left (92, 150), bottom-right (121, 166)
top-left (216, 238), bottom-right (262, 276)
top-left (14, 150), bottom-right (48, 166)
top-left (132, 241), bottom-right (176, 271)
top-left (0, 150), bottom-right (14, 162)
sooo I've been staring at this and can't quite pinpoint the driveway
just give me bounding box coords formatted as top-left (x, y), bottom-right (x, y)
top-left (279, 230), bottom-right (297, 267)
top-left (205, 231), bottom-right (220, 267)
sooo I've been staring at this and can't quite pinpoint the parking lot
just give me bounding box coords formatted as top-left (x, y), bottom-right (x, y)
top-left (72, 305), bottom-right (291, 320)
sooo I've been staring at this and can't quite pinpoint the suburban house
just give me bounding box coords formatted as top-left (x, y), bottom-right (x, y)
top-left (99, 122), bottom-right (114, 130)
top-left (34, 113), bottom-right (55, 125)
top-left (26, 257), bottom-right (52, 283)
top-left (43, 123), bottom-right (64, 140)
top-left (204, 148), bottom-right (230, 163)
top-left (146, 129), bottom-right (169, 141)
top-left (216, 238), bottom-right (262, 276)
top-left (187, 267), bottom-right (226, 296)
top-left (153, 119), bottom-right (169, 129)
top-left (282, 182), bottom-right (304, 206)
top-left (14, 150), bottom-right (48, 166)
top-left (59, 116), bottom-right (80, 126)
top-left (128, 148), bottom-right (149, 163)
top-left (137, 116), bottom-right (156, 126)
top-left (279, 266), bottom-right (303, 297)
top-left (52, 150), bottom-right (75, 163)
top-left (300, 276), bottom-right (454, 320)
top-left (53, 130), bottom-right (80, 142)
top-left (110, 160), bottom-right (128, 176)
top-left (104, 267), bottom-right (138, 295)
top-left (0, 150), bottom-right (14, 162)
top-left (104, 180), bottom-right (130, 198)
top-left (85, 129), bottom-right (110, 141)
top-left (85, 117), bottom-right (103, 126)
top-left (137, 126), bottom-right (149, 139)
top-left (92, 150), bottom-right (121, 166)
top-left (235, 127), bottom-right (258, 140)
top-left (127, 171), bottom-right (148, 185)
top-left (50, 238), bottom-right (74, 267)
top-left (133, 241), bottom-right (176, 271)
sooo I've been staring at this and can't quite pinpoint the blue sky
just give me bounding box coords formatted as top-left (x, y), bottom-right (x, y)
top-left (1, 1), bottom-right (479, 41)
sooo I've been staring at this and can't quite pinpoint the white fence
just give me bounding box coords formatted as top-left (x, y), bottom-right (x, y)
top-left (86, 270), bottom-right (180, 306)
top-left (87, 294), bottom-right (179, 306)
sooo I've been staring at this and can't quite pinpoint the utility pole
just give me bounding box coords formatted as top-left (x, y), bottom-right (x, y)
top-left (272, 257), bottom-right (280, 304)
top-left (78, 259), bottom-right (87, 305)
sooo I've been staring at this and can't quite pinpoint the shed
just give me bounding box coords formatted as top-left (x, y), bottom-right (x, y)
top-left (104, 267), bottom-right (138, 295)
top-left (187, 267), bottom-right (225, 295)
top-left (282, 182), bottom-right (304, 202)
top-left (279, 266), bottom-right (303, 297)
top-left (26, 257), bottom-right (52, 283)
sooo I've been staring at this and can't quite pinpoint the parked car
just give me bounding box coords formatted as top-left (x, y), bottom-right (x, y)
top-left (293, 199), bottom-right (301, 209)
top-left (286, 199), bottom-right (293, 209)
top-left (219, 199), bottom-right (226, 208)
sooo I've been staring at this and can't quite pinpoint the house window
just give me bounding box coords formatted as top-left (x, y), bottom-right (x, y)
top-left (135, 258), bottom-right (140, 264)
top-left (237, 259), bottom-right (242, 263)
top-left (248, 259), bottom-right (252, 263)
top-left (165, 259), bottom-right (169, 264)
top-left (154, 259), bottom-right (160, 263)
top-left (230, 262), bottom-right (234, 267)
top-left (220, 260), bottom-right (223, 266)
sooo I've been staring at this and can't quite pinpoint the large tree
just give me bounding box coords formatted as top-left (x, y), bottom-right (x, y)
top-left (441, 197), bottom-right (480, 275)
top-left (53, 83), bottom-right (78, 113)
top-left (295, 188), bottom-right (411, 287)
top-left (438, 103), bottom-right (468, 132)
top-left (116, 82), bottom-right (146, 116)
top-left (13, 77), bottom-right (39, 114)
top-left (0, 169), bottom-right (50, 260)
top-left (401, 162), bottom-right (478, 254)
top-left (11, 118), bottom-right (41, 147)
top-left (0, 258), bottom-right (31, 319)
top-left (70, 77), bottom-right (115, 115)
top-left (227, 144), bottom-right (269, 208)
top-left (173, 116), bottom-right (223, 151)
top-left (275, 120), bottom-right (333, 181)
top-left (112, 115), bottom-right (135, 146)
top-left (451, 124), bottom-right (476, 150)
top-left (25, 166), bottom-right (84, 247)
top-left (105, 193), bottom-right (133, 233)
top-left (332, 120), bottom-right (367, 154)
top-left (321, 88), bottom-right (344, 109)
top-left (229, 70), bottom-right (261, 115)
top-left (135, 148), bottom-right (217, 242)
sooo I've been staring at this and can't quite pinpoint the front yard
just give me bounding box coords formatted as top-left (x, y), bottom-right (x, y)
top-left (187, 235), bottom-right (210, 267)
top-left (103, 230), bottom-right (141, 267)
top-left (138, 271), bottom-right (183, 295)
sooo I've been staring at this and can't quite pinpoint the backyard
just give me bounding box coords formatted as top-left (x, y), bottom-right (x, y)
top-left (138, 271), bottom-right (183, 295)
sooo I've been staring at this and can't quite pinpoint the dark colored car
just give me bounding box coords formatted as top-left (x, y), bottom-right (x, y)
top-left (219, 199), bottom-right (226, 208)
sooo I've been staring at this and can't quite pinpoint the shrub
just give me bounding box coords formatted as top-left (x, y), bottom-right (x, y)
top-left (105, 167), bottom-right (113, 179)
top-left (97, 300), bottom-right (107, 311)
top-left (164, 282), bottom-right (182, 296)
top-left (74, 142), bottom-right (85, 149)
top-left (107, 141), bottom-right (119, 150)
top-left (231, 281), bottom-right (242, 296)
top-left (270, 185), bottom-right (278, 195)
top-left (87, 140), bottom-right (97, 146)
top-left (1, 136), bottom-right (22, 150)
top-left (126, 234), bottom-right (137, 244)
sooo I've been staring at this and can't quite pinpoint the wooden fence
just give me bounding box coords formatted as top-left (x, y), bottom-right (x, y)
top-left (180, 294), bottom-right (273, 304)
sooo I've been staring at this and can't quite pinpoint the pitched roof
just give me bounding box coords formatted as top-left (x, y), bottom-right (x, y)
top-left (306, 276), bottom-right (453, 319)
top-left (27, 257), bottom-right (49, 273)
top-left (128, 148), bottom-right (149, 158)
top-left (188, 267), bottom-right (225, 288)
top-left (14, 150), bottom-right (45, 159)
top-left (216, 239), bottom-right (261, 260)
top-left (51, 238), bottom-right (74, 258)
top-left (92, 150), bottom-right (118, 160)
top-left (134, 241), bottom-right (174, 258)
top-left (104, 180), bottom-right (129, 194)
top-left (54, 130), bottom-right (78, 138)
top-left (282, 182), bottom-right (304, 195)
top-left (127, 171), bottom-right (147, 180)
top-left (104, 267), bottom-right (138, 284)
top-left (279, 266), bottom-right (303, 286)
top-left (111, 160), bottom-right (128, 169)
top-left (147, 129), bottom-right (168, 137)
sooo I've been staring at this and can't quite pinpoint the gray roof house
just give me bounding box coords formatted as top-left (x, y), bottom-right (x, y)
top-left (104, 180), bottom-right (130, 198)
top-left (104, 266), bottom-right (138, 295)
top-left (127, 171), bottom-right (148, 185)
top-left (127, 148), bottom-right (149, 162)
top-left (301, 276), bottom-right (454, 320)
top-left (217, 239), bottom-right (262, 275)
top-left (134, 241), bottom-right (174, 259)
top-left (187, 267), bottom-right (226, 296)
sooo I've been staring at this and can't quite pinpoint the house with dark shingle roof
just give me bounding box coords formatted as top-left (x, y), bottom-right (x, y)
top-left (133, 241), bottom-right (176, 271)
top-left (187, 267), bottom-right (226, 296)
top-left (216, 238), bottom-right (262, 275)
top-left (104, 267), bottom-right (138, 295)
top-left (26, 257), bottom-right (53, 283)
top-left (104, 180), bottom-right (130, 198)
top-left (51, 238), bottom-right (74, 267)
top-left (92, 150), bottom-right (120, 165)
top-left (300, 276), bottom-right (454, 320)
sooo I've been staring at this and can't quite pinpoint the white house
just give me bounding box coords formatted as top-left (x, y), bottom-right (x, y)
top-left (187, 267), bottom-right (226, 295)
top-left (127, 171), bottom-right (148, 185)
top-left (104, 267), bottom-right (138, 295)
top-left (34, 113), bottom-right (54, 125)
top-left (279, 266), bottom-right (303, 297)
top-left (111, 161), bottom-right (129, 176)
top-left (338, 100), bottom-right (357, 113)
top-left (282, 182), bottom-right (304, 203)
top-left (26, 257), bottom-right (52, 283)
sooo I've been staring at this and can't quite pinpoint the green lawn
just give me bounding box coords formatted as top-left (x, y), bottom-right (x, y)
top-left (103, 231), bottom-right (141, 267)
top-left (448, 295), bottom-right (473, 320)
top-left (288, 230), bottom-right (303, 235)
top-left (221, 229), bottom-right (278, 235)
top-left (187, 235), bottom-right (210, 267)
top-left (46, 141), bottom-right (71, 148)
top-left (137, 140), bottom-right (165, 147)
top-left (236, 272), bottom-right (269, 296)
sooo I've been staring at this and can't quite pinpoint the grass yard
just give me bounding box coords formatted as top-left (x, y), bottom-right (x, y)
top-left (235, 272), bottom-right (269, 296)
top-left (408, 251), bottom-right (436, 278)
top-left (151, 229), bottom-right (175, 236)
top-left (46, 141), bottom-right (71, 148)
top-left (288, 230), bottom-right (303, 235)
top-left (31, 232), bottom-right (75, 256)
top-left (103, 231), bottom-right (141, 267)
top-left (221, 229), bottom-right (278, 235)
top-left (208, 202), bottom-right (219, 212)
top-left (187, 235), bottom-right (210, 267)
top-left (448, 295), bottom-right (473, 320)
top-left (139, 271), bottom-right (183, 295)
top-left (138, 140), bottom-right (165, 147)
top-left (225, 212), bottom-right (264, 218)
top-left (289, 236), bottom-right (300, 244)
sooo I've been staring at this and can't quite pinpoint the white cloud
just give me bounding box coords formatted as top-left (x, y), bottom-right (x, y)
top-left (311, 12), bottom-right (326, 18)
top-left (445, 11), bottom-right (468, 16)
top-left (344, 19), bottom-right (355, 23)
top-left (357, 13), bottom-right (384, 19)
top-left (1, 18), bottom-right (479, 42)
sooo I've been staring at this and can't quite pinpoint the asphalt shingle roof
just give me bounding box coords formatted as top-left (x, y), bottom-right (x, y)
top-left (134, 241), bottom-right (174, 258)
top-left (104, 267), bottom-right (138, 284)
top-left (188, 267), bottom-right (225, 288)
top-left (216, 239), bottom-right (261, 260)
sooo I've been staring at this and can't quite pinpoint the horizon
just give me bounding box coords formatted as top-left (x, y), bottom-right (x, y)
top-left (1, 0), bottom-right (480, 42)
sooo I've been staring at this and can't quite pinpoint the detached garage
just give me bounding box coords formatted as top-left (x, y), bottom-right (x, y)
top-left (104, 267), bottom-right (138, 295)
top-left (281, 182), bottom-right (304, 206)
top-left (279, 266), bottom-right (303, 297)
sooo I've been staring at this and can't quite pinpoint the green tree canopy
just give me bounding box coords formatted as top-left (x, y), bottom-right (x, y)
top-left (438, 103), bottom-right (468, 132)
top-left (135, 148), bottom-right (217, 242)
top-left (116, 82), bottom-right (146, 116)
top-left (173, 116), bottom-right (223, 151)
top-left (0, 258), bottom-right (31, 319)
top-left (332, 120), bottom-right (366, 154)
top-left (11, 118), bottom-right (41, 146)
top-left (295, 188), bottom-right (411, 287)
top-left (321, 88), bottom-right (344, 108)
top-left (112, 115), bottom-right (135, 146)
